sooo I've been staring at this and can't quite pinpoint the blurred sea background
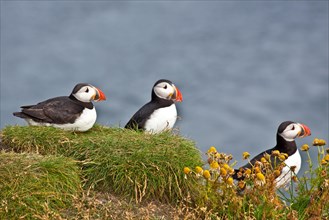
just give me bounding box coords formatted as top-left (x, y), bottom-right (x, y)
top-left (1, 1), bottom-right (328, 173)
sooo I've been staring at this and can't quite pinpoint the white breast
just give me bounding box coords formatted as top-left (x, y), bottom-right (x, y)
top-left (26, 107), bottom-right (97, 132)
top-left (274, 149), bottom-right (301, 188)
top-left (144, 104), bottom-right (177, 134)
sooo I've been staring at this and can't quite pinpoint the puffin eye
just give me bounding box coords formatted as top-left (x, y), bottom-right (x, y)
top-left (85, 88), bottom-right (89, 93)
top-left (163, 85), bottom-right (167, 89)
top-left (291, 125), bottom-right (295, 130)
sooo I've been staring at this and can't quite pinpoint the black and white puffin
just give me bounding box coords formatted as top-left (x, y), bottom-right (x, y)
top-left (13, 83), bottom-right (106, 132)
top-left (233, 121), bottom-right (311, 188)
top-left (125, 79), bottom-right (183, 133)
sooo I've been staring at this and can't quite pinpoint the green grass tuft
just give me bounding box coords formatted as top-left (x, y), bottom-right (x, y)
top-left (0, 152), bottom-right (81, 219)
top-left (1, 125), bottom-right (203, 203)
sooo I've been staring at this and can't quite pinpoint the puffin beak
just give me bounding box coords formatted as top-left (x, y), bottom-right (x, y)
top-left (93, 87), bottom-right (107, 102)
top-left (297, 123), bottom-right (311, 138)
top-left (172, 86), bottom-right (183, 102)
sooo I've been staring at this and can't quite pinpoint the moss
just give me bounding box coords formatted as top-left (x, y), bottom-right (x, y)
top-left (1, 125), bottom-right (203, 203)
top-left (0, 152), bottom-right (81, 219)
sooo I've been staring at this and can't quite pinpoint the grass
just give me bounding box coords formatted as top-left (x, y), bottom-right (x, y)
top-left (0, 152), bottom-right (200, 220)
top-left (1, 125), bottom-right (328, 219)
top-left (1, 125), bottom-right (203, 204)
top-left (0, 152), bottom-right (81, 219)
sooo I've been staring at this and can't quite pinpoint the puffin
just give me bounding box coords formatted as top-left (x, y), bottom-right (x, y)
top-left (233, 121), bottom-right (311, 188)
top-left (13, 83), bottom-right (106, 132)
top-left (125, 79), bottom-right (183, 133)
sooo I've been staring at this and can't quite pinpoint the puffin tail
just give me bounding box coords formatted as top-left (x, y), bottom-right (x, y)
top-left (13, 112), bottom-right (28, 119)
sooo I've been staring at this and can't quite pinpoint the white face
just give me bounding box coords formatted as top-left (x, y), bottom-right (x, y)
top-left (73, 85), bottom-right (98, 102)
top-left (279, 123), bottom-right (303, 142)
top-left (153, 82), bottom-right (176, 100)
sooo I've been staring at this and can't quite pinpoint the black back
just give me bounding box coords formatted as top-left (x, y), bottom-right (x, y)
top-left (13, 95), bottom-right (94, 124)
top-left (125, 79), bottom-right (175, 130)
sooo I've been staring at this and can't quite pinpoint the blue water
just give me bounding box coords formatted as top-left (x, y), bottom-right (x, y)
top-left (1, 2), bottom-right (328, 173)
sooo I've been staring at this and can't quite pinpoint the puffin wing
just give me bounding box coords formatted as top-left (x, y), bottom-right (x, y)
top-left (20, 97), bottom-right (84, 124)
top-left (14, 98), bottom-right (57, 122)
top-left (125, 102), bottom-right (157, 130)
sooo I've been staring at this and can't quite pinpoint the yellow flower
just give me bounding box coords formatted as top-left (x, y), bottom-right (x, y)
top-left (319, 139), bottom-right (327, 146)
top-left (260, 157), bottom-right (267, 164)
top-left (228, 167), bottom-right (235, 175)
top-left (242, 152), bottom-right (250, 160)
top-left (313, 138), bottom-right (326, 146)
top-left (256, 172), bottom-right (265, 181)
top-left (220, 167), bottom-right (227, 176)
top-left (254, 167), bottom-right (261, 174)
top-left (244, 168), bottom-right (252, 175)
top-left (208, 146), bottom-right (217, 153)
top-left (272, 150), bottom-right (280, 157)
top-left (278, 154), bottom-right (287, 161)
top-left (321, 159), bottom-right (327, 165)
top-left (223, 163), bottom-right (230, 170)
top-left (313, 138), bottom-right (319, 146)
top-left (210, 161), bottom-right (219, 169)
top-left (324, 154), bottom-right (329, 162)
top-left (291, 175), bottom-right (298, 182)
top-left (222, 163), bottom-right (234, 174)
top-left (238, 181), bottom-right (246, 189)
top-left (226, 177), bottom-right (234, 185)
top-left (203, 170), bottom-right (211, 179)
top-left (274, 170), bottom-right (281, 178)
top-left (195, 166), bottom-right (203, 174)
top-left (183, 167), bottom-right (191, 174)
top-left (301, 144), bottom-right (310, 151)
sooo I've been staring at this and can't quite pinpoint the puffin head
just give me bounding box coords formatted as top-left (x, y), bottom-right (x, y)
top-left (277, 121), bottom-right (311, 142)
top-left (71, 83), bottom-right (106, 103)
top-left (152, 79), bottom-right (183, 102)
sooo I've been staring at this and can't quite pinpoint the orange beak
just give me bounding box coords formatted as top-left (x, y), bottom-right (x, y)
top-left (94, 87), bottom-right (106, 102)
top-left (173, 86), bottom-right (183, 102)
top-left (298, 123), bottom-right (311, 138)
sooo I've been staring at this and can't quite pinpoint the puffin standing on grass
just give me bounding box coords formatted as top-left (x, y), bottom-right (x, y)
top-left (125, 79), bottom-right (183, 134)
top-left (13, 83), bottom-right (106, 132)
top-left (233, 121), bottom-right (311, 188)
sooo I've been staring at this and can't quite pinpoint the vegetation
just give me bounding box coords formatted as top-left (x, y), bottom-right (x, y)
top-left (1, 125), bottom-right (203, 219)
top-left (183, 140), bottom-right (329, 219)
top-left (0, 152), bottom-right (81, 219)
top-left (0, 125), bottom-right (328, 219)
